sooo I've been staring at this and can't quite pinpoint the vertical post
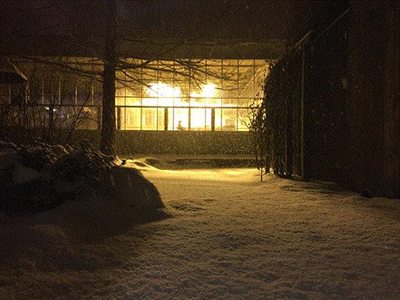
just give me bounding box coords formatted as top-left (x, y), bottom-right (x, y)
top-left (188, 107), bottom-right (191, 130)
top-left (156, 60), bottom-right (159, 131)
top-left (286, 62), bottom-right (293, 178)
top-left (140, 63), bottom-right (143, 131)
top-left (300, 46), bottom-right (307, 180)
top-left (211, 107), bottom-right (215, 131)
top-left (188, 67), bottom-right (191, 131)
top-left (164, 107), bottom-right (168, 131)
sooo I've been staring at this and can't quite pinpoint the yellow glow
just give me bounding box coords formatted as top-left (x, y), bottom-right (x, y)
top-left (145, 82), bottom-right (181, 107)
top-left (120, 82), bottom-right (238, 130)
top-left (190, 83), bottom-right (221, 107)
top-left (147, 82), bottom-right (181, 98)
top-left (202, 84), bottom-right (216, 98)
top-left (191, 83), bottom-right (216, 99)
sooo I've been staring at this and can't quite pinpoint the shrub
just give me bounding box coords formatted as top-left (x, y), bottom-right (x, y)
top-left (0, 140), bottom-right (119, 215)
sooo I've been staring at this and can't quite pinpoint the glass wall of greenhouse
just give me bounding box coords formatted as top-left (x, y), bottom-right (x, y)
top-left (1, 58), bottom-right (269, 132)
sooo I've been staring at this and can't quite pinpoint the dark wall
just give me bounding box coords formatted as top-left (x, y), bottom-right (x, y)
top-left (344, 1), bottom-right (399, 197)
top-left (307, 1), bottom-right (399, 197)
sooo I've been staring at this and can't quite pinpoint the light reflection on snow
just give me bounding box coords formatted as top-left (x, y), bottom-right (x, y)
top-left (127, 159), bottom-right (260, 182)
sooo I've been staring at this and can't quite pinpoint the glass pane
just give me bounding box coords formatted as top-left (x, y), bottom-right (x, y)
top-left (116, 97), bottom-right (125, 106)
top-left (174, 71), bottom-right (189, 100)
top-left (190, 108), bottom-right (206, 131)
top-left (174, 108), bottom-right (189, 131)
top-left (215, 108), bottom-right (222, 131)
top-left (237, 97), bottom-right (253, 107)
top-left (157, 108), bottom-right (164, 131)
top-left (158, 61), bottom-right (175, 86)
top-left (238, 108), bottom-right (251, 131)
top-left (43, 78), bottom-right (59, 105)
top-left (143, 82), bottom-right (179, 106)
top-left (142, 64), bottom-right (157, 82)
top-left (175, 97), bottom-right (189, 107)
top-left (222, 98), bottom-right (238, 107)
top-left (60, 77), bottom-right (75, 105)
top-left (115, 86), bottom-right (125, 97)
top-left (142, 108), bottom-right (157, 130)
top-left (125, 107), bottom-right (141, 130)
top-left (125, 82), bottom-right (142, 98)
top-left (125, 96), bottom-right (141, 106)
top-left (77, 81), bottom-right (92, 105)
top-left (190, 83), bottom-right (220, 107)
top-left (57, 106), bottom-right (72, 129)
top-left (205, 108), bottom-right (212, 131)
top-left (221, 63), bottom-right (238, 98)
top-left (238, 66), bottom-right (254, 98)
top-left (206, 60), bottom-right (222, 86)
top-left (156, 107), bottom-right (170, 131)
top-left (190, 71), bottom-right (206, 106)
top-left (222, 108), bottom-right (237, 131)
top-left (76, 106), bottom-right (98, 130)
top-left (167, 108), bottom-right (173, 131)
top-left (93, 81), bottom-right (103, 105)
top-left (142, 96), bottom-right (157, 106)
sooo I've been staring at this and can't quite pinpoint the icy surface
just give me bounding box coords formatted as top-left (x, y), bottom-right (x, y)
top-left (1, 161), bottom-right (400, 299)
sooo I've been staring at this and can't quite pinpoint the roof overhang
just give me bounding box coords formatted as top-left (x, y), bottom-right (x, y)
top-left (0, 34), bottom-right (287, 60)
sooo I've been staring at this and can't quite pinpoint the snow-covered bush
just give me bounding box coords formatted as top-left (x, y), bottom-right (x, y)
top-left (0, 140), bottom-right (164, 217)
top-left (18, 145), bottom-right (57, 171)
top-left (0, 140), bottom-right (165, 217)
top-left (52, 148), bottom-right (116, 187)
top-left (0, 141), bottom-right (119, 215)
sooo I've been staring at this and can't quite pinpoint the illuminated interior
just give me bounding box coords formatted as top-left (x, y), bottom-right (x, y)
top-left (115, 59), bottom-right (268, 131)
top-left (1, 58), bottom-right (269, 131)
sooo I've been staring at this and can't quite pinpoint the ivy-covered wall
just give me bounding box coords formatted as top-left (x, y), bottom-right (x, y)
top-left (253, 1), bottom-right (399, 198)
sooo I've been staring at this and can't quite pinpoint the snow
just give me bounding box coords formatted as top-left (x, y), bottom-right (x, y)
top-left (1, 160), bottom-right (400, 299)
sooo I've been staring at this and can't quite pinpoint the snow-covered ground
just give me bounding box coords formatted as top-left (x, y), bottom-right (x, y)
top-left (1, 161), bottom-right (400, 299)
